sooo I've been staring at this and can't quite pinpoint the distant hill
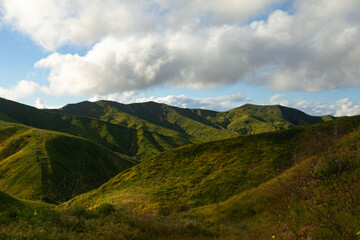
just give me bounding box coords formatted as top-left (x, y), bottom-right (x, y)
top-left (53, 99), bottom-right (333, 141)
top-left (0, 97), bottom-right (333, 160)
top-left (213, 103), bottom-right (334, 134)
top-left (64, 114), bottom-right (356, 215)
top-left (0, 97), bottom-right (190, 160)
top-left (0, 121), bottom-right (135, 203)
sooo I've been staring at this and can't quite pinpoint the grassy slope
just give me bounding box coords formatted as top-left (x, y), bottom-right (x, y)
top-left (191, 125), bottom-right (360, 239)
top-left (54, 100), bottom-right (236, 142)
top-left (55, 100), bottom-right (331, 143)
top-left (65, 115), bottom-right (359, 216)
top-left (0, 97), bottom-right (190, 160)
top-left (213, 104), bottom-right (333, 135)
top-left (0, 190), bottom-right (24, 211)
top-left (0, 121), bottom-right (135, 203)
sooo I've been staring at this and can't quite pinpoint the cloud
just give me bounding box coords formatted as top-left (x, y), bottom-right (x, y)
top-left (0, 80), bottom-right (40, 101)
top-left (269, 94), bottom-right (360, 117)
top-left (34, 98), bottom-right (61, 109)
top-left (90, 91), bottom-right (248, 111)
top-left (0, 0), bottom-right (153, 50)
top-left (0, 0), bottom-right (283, 50)
top-left (2, 0), bottom-right (360, 95)
top-left (35, 12), bottom-right (293, 96)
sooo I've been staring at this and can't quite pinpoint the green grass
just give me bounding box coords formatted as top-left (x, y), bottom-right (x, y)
top-left (0, 203), bottom-right (238, 240)
top-left (0, 98), bottom-right (333, 161)
top-left (0, 121), bottom-right (135, 203)
top-left (2, 97), bottom-right (360, 239)
top-left (0, 97), bottom-right (191, 160)
top-left (64, 115), bottom-right (360, 217)
top-left (57, 100), bottom-right (331, 142)
top-left (0, 190), bottom-right (24, 211)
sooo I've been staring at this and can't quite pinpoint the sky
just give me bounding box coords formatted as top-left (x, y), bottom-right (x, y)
top-left (0, 0), bottom-right (360, 116)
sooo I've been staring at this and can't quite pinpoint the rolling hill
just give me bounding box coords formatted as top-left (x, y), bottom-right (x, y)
top-left (0, 97), bottom-right (358, 239)
top-left (0, 97), bottom-right (333, 160)
top-left (0, 121), bottom-right (136, 203)
top-left (56, 100), bottom-right (332, 139)
top-left (0, 97), bottom-right (190, 160)
top-left (63, 114), bottom-right (358, 215)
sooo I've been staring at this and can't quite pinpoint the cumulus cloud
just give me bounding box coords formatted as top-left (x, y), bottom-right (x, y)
top-left (2, 0), bottom-right (360, 96)
top-left (0, 80), bottom-right (40, 101)
top-left (90, 91), bottom-right (248, 111)
top-left (269, 94), bottom-right (360, 117)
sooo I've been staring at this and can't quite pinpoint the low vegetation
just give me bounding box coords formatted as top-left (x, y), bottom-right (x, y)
top-left (0, 121), bottom-right (135, 203)
top-left (0, 97), bottom-right (359, 239)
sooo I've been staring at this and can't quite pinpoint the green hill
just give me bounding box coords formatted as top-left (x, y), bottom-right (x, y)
top-left (213, 103), bottom-right (333, 134)
top-left (63, 115), bottom-right (357, 215)
top-left (0, 97), bottom-right (190, 160)
top-left (0, 121), bottom-right (136, 203)
top-left (52, 100), bottom-right (236, 142)
top-left (54, 100), bottom-right (332, 145)
top-left (191, 120), bottom-right (360, 238)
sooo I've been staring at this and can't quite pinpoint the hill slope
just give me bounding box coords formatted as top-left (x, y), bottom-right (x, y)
top-left (213, 103), bottom-right (333, 134)
top-left (0, 97), bottom-right (190, 160)
top-left (0, 121), bottom-right (135, 203)
top-left (52, 100), bottom-right (236, 142)
top-left (56, 101), bottom-right (332, 141)
top-left (64, 115), bottom-right (358, 214)
top-left (0, 190), bottom-right (24, 211)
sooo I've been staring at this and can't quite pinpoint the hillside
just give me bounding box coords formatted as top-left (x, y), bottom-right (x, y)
top-left (0, 97), bottom-right (190, 160)
top-left (191, 122), bottom-right (360, 238)
top-left (56, 101), bottom-right (332, 140)
top-left (0, 121), bottom-right (135, 203)
top-left (0, 190), bottom-right (24, 211)
top-left (52, 100), bottom-right (236, 142)
top-left (64, 115), bottom-right (358, 215)
top-left (213, 103), bottom-right (333, 134)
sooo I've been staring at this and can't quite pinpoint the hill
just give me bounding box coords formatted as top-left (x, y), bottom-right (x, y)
top-left (0, 97), bottom-right (190, 160)
top-left (51, 101), bottom-right (333, 143)
top-left (56, 100), bottom-right (332, 140)
top-left (213, 103), bottom-right (333, 134)
top-left (52, 100), bottom-right (236, 142)
top-left (0, 121), bottom-right (135, 203)
top-left (63, 115), bottom-right (357, 215)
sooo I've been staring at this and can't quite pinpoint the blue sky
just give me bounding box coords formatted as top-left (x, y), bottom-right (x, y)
top-left (0, 0), bottom-right (360, 116)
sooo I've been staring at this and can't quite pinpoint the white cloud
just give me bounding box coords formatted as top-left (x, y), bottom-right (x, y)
top-left (2, 0), bottom-right (360, 96)
top-left (35, 98), bottom-right (62, 109)
top-left (35, 13), bottom-right (293, 96)
top-left (90, 91), bottom-right (248, 111)
top-left (0, 80), bottom-right (40, 101)
top-left (0, 0), bottom-right (153, 50)
top-left (269, 94), bottom-right (360, 117)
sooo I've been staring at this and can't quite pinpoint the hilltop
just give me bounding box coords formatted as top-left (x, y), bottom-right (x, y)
top-left (56, 100), bottom-right (332, 138)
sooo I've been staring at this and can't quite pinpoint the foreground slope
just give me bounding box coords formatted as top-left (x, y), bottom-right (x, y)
top-left (192, 123), bottom-right (360, 239)
top-left (0, 121), bottom-right (135, 203)
top-left (0, 97), bottom-right (189, 160)
top-left (65, 115), bottom-right (358, 214)
top-left (0, 190), bottom-right (24, 211)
